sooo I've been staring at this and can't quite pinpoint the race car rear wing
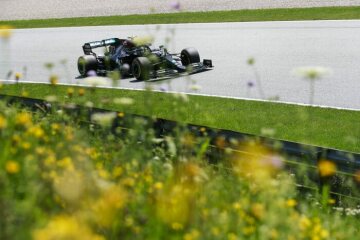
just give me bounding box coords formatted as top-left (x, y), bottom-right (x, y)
top-left (82, 38), bottom-right (121, 55)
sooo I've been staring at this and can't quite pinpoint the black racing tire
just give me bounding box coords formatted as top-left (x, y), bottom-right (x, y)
top-left (132, 57), bottom-right (152, 81)
top-left (77, 55), bottom-right (98, 76)
top-left (180, 47), bottom-right (200, 66)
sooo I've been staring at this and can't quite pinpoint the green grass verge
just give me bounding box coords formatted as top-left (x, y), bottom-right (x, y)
top-left (1, 83), bottom-right (359, 153)
top-left (1, 6), bottom-right (360, 29)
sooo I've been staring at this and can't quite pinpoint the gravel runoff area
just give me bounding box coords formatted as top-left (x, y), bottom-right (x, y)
top-left (1, 0), bottom-right (360, 21)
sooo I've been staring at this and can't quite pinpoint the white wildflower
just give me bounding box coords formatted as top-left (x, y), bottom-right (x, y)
top-left (45, 95), bottom-right (57, 102)
top-left (293, 66), bottom-right (332, 80)
top-left (85, 101), bottom-right (94, 108)
top-left (189, 84), bottom-right (202, 91)
top-left (91, 112), bottom-right (116, 127)
top-left (113, 97), bottom-right (134, 105)
top-left (84, 76), bottom-right (108, 87)
top-left (173, 92), bottom-right (189, 102)
top-left (261, 127), bottom-right (276, 137)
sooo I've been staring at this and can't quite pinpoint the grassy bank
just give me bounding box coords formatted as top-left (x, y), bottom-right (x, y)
top-left (1, 83), bottom-right (359, 153)
top-left (1, 6), bottom-right (360, 29)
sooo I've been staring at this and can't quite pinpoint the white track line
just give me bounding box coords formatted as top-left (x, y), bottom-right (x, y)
top-left (1, 79), bottom-right (359, 112)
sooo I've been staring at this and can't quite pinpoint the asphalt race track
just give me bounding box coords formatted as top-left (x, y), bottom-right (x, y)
top-left (1, 21), bottom-right (360, 109)
top-left (1, 0), bottom-right (360, 20)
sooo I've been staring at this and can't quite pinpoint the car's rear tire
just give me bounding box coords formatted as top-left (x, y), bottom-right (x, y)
top-left (181, 47), bottom-right (200, 66)
top-left (132, 57), bottom-right (152, 81)
top-left (78, 55), bottom-right (98, 76)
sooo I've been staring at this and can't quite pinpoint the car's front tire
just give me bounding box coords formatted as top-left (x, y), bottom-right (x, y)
top-left (180, 47), bottom-right (200, 66)
top-left (78, 55), bottom-right (98, 76)
top-left (132, 57), bottom-right (152, 81)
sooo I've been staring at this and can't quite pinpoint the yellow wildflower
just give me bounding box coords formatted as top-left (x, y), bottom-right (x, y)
top-left (318, 160), bottom-right (337, 177)
top-left (57, 157), bottom-right (74, 171)
top-left (354, 170), bottom-right (360, 183)
top-left (98, 169), bottom-right (110, 180)
top-left (112, 166), bottom-right (123, 178)
top-left (78, 88), bottom-right (85, 96)
top-left (233, 202), bottom-right (241, 210)
top-left (21, 90), bottom-right (29, 97)
top-left (320, 229), bottom-right (329, 238)
top-left (118, 112), bottom-right (125, 118)
top-left (21, 142), bottom-right (31, 150)
top-left (171, 222), bottom-right (183, 231)
top-left (51, 123), bottom-right (60, 131)
top-left (67, 87), bottom-right (74, 97)
top-left (92, 185), bottom-right (127, 227)
top-left (184, 229), bottom-right (200, 240)
top-left (32, 215), bottom-right (104, 240)
top-left (251, 203), bottom-right (265, 220)
top-left (242, 226), bottom-right (255, 236)
top-left (232, 141), bottom-right (283, 184)
top-left (0, 25), bottom-right (12, 39)
top-left (27, 125), bottom-right (45, 138)
top-left (15, 112), bottom-right (32, 127)
top-left (154, 182), bottom-right (163, 190)
top-left (5, 161), bottom-right (20, 174)
top-left (49, 74), bottom-right (58, 85)
top-left (286, 199), bottom-right (297, 208)
top-left (211, 227), bottom-right (220, 236)
top-left (299, 216), bottom-right (311, 230)
top-left (270, 229), bottom-right (279, 239)
top-left (228, 233), bottom-right (238, 240)
top-left (121, 177), bottom-right (135, 187)
top-left (15, 72), bottom-right (22, 80)
top-left (157, 184), bottom-right (192, 227)
top-left (0, 115), bottom-right (7, 129)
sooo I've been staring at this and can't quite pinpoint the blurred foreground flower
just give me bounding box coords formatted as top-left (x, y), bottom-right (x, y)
top-left (189, 84), bottom-right (202, 91)
top-left (91, 185), bottom-right (127, 227)
top-left (0, 25), bottom-right (13, 39)
top-left (54, 170), bottom-right (84, 203)
top-left (293, 66), bottom-right (332, 80)
top-left (33, 215), bottom-right (104, 240)
top-left (15, 112), bottom-right (32, 127)
top-left (157, 183), bottom-right (192, 227)
top-left (85, 76), bottom-right (108, 87)
top-left (355, 170), bottom-right (360, 183)
top-left (5, 160), bottom-right (20, 174)
top-left (318, 160), bottom-right (337, 177)
top-left (232, 141), bottom-right (284, 184)
top-left (286, 199), bottom-right (297, 208)
top-left (132, 35), bottom-right (154, 46)
top-left (293, 66), bottom-right (332, 105)
top-left (113, 97), bottom-right (134, 105)
top-left (247, 57), bottom-right (255, 66)
top-left (91, 112), bottom-right (116, 127)
top-left (170, 1), bottom-right (181, 10)
top-left (0, 115), bottom-right (7, 129)
top-left (67, 88), bottom-right (74, 97)
top-left (78, 88), bottom-right (85, 96)
top-left (15, 72), bottom-right (22, 81)
top-left (49, 74), bottom-right (58, 85)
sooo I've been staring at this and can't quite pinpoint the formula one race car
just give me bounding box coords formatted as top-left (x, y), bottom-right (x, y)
top-left (77, 37), bottom-right (213, 80)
